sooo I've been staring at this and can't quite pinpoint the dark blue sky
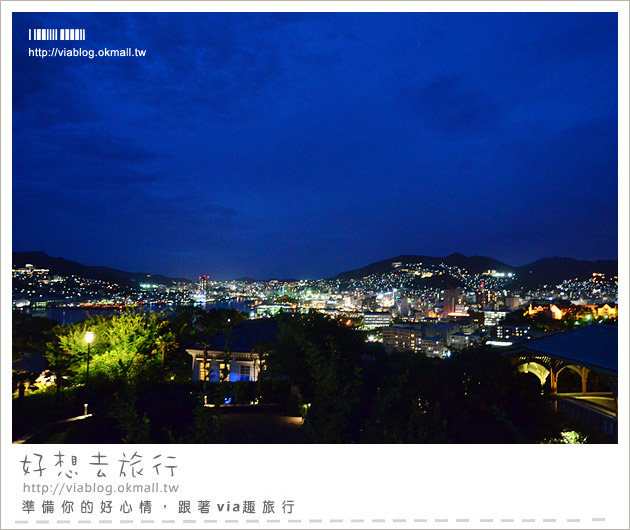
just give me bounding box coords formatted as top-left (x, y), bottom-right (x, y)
top-left (13, 12), bottom-right (618, 280)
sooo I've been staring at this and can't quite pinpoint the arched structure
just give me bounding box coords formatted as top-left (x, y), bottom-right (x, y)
top-left (517, 361), bottom-right (550, 386)
top-left (504, 325), bottom-right (618, 438)
top-left (505, 324), bottom-right (617, 393)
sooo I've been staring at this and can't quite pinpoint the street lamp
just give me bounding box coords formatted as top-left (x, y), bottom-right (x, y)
top-left (84, 331), bottom-right (95, 415)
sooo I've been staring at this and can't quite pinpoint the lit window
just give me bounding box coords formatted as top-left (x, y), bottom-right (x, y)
top-left (218, 363), bottom-right (231, 381)
top-left (239, 365), bottom-right (251, 381)
top-left (198, 360), bottom-right (211, 381)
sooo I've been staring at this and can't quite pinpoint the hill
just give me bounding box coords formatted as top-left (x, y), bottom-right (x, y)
top-left (334, 253), bottom-right (515, 280)
top-left (335, 253), bottom-right (617, 287)
top-left (514, 257), bottom-right (618, 288)
top-left (12, 251), bottom-right (192, 287)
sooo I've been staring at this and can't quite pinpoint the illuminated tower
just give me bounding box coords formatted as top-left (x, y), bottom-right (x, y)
top-left (199, 276), bottom-right (210, 299)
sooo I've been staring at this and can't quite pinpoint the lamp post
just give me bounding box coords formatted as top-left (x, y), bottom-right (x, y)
top-left (84, 331), bottom-right (94, 415)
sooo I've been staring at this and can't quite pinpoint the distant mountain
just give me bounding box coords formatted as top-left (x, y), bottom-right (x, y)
top-left (514, 257), bottom-right (618, 287)
top-left (335, 253), bottom-right (617, 287)
top-left (233, 277), bottom-right (299, 284)
top-left (12, 251), bottom-right (192, 286)
top-left (334, 253), bottom-right (515, 280)
top-left (13, 251), bottom-right (618, 289)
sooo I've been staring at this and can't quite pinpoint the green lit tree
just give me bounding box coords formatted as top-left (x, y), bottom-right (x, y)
top-left (45, 326), bottom-right (82, 404)
top-left (45, 310), bottom-right (176, 388)
top-left (45, 318), bottom-right (106, 397)
top-left (89, 310), bottom-right (176, 385)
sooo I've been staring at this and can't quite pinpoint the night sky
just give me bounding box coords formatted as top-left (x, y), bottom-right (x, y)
top-left (12, 12), bottom-right (618, 280)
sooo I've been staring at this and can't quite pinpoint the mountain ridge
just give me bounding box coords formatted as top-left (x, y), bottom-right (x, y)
top-left (334, 253), bottom-right (618, 287)
top-left (13, 251), bottom-right (618, 287)
top-left (12, 251), bottom-right (192, 286)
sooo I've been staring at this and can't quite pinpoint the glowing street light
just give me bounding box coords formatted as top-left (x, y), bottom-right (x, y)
top-left (85, 331), bottom-right (94, 415)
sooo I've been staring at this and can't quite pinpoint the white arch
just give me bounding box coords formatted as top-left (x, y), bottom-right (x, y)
top-left (517, 361), bottom-right (550, 386)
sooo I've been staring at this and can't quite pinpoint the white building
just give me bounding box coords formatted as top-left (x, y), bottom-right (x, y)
top-left (186, 319), bottom-right (278, 382)
top-left (362, 312), bottom-right (392, 329)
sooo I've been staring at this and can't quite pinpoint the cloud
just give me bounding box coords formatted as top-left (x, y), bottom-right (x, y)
top-left (64, 134), bottom-right (157, 162)
top-left (12, 12), bottom-right (619, 277)
top-left (405, 73), bottom-right (503, 138)
top-left (518, 13), bottom-right (618, 63)
top-left (505, 117), bottom-right (618, 192)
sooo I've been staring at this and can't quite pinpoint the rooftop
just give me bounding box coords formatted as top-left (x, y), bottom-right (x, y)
top-left (188, 318), bottom-right (279, 353)
top-left (507, 324), bottom-right (617, 374)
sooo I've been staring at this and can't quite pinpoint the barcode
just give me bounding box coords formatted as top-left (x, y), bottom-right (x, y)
top-left (29, 29), bottom-right (86, 41)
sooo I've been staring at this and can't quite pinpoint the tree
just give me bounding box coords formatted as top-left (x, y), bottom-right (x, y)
top-left (45, 319), bottom-right (104, 401)
top-left (12, 311), bottom-right (57, 360)
top-left (166, 307), bottom-right (246, 342)
top-left (89, 310), bottom-right (176, 385)
top-left (360, 353), bottom-right (449, 443)
top-left (252, 314), bottom-right (562, 443)
top-left (435, 346), bottom-right (560, 442)
top-left (44, 310), bottom-right (176, 388)
top-left (258, 312), bottom-right (373, 442)
top-left (45, 326), bottom-right (81, 404)
top-left (163, 307), bottom-right (247, 382)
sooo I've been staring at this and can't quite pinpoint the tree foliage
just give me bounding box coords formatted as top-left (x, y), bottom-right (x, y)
top-left (91, 311), bottom-right (175, 384)
top-left (258, 313), bottom-right (561, 443)
top-left (45, 310), bottom-right (176, 387)
top-left (12, 311), bottom-right (57, 360)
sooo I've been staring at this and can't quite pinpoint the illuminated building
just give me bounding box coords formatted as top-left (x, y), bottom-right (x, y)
top-left (255, 304), bottom-right (294, 317)
top-left (394, 296), bottom-right (410, 317)
top-left (504, 296), bottom-right (521, 310)
top-left (450, 332), bottom-right (482, 350)
top-left (425, 322), bottom-right (458, 345)
top-left (596, 304), bottom-right (617, 318)
top-left (382, 324), bottom-right (423, 353)
top-left (476, 282), bottom-right (488, 307)
top-left (363, 312), bottom-right (392, 329)
top-left (482, 309), bottom-right (509, 326)
top-left (526, 302), bottom-right (616, 321)
top-left (421, 336), bottom-right (449, 358)
top-left (186, 319), bottom-right (278, 382)
top-left (496, 325), bottom-right (530, 341)
top-left (527, 303), bottom-right (571, 320)
top-left (442, 288), bottom-right (463, 316)
top-left (550, 304), bottom-right (564, 320)
top-left (361, 296), bottom-right (378, 312)
top-left (12, 264), bottom-right (50, 279)
top-left (383, 324), bottom-right (451, 358)
top-left (198, 275), bottom-right (211, 299)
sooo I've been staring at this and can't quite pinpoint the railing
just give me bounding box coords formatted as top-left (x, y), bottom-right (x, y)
top-left (556, 396), bottom-right (617, 440)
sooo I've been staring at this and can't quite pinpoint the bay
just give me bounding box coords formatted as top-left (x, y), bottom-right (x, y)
top-left (21, 299), bottom-right (251, 325)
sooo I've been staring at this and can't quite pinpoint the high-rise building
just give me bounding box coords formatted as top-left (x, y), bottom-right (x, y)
top-left (443, 288), bottom-right (463, 315)
top-left (476, 282), bottom-right (488, 307)
top-left (394, 296), bottom-right (410, 317)
top-left (199, 275), bottom-right (211, 299)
